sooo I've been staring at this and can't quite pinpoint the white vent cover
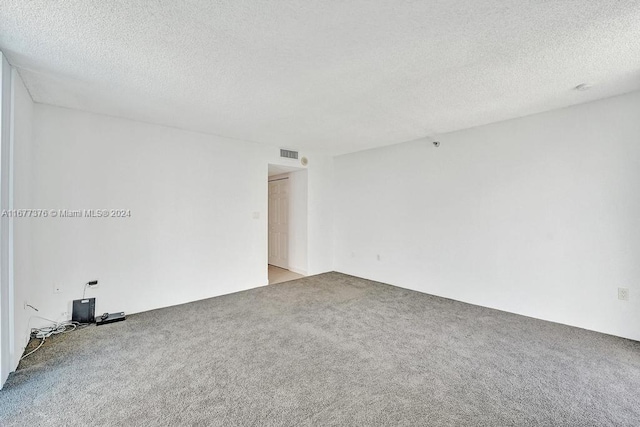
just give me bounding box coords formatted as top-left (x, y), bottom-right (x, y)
top-left (280, 149), bottom-right (298, 159)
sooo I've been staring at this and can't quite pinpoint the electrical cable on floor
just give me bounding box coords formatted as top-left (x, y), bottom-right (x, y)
top-left (20, 336), bottom-right (47, 360)
top-left (21, 315), bottom-right (85, 360)
top-left (22, 282), bottom-right (96, 361)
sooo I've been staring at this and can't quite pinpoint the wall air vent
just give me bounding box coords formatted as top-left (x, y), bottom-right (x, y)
top-left (280, 149), bottom-right (299, 159)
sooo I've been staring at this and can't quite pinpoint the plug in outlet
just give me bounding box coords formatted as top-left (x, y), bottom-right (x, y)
top-left (618, 287), bottom-right (629, 301)
top-left (53, 284), bottom-right (63, 294)
top-left (24, 301), bottom-right (37, 312)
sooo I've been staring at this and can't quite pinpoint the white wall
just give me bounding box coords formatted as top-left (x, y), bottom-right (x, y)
top-left (11, 69), bottom-right (34, 369)
top-left (15, 104), bottom-right (333, 335)
top-left (307, 154), bottom-right (334, 274)
top-left (334, 91), bottom-right (640, 341)
top-left (287, 170), bottom-right (308, 275)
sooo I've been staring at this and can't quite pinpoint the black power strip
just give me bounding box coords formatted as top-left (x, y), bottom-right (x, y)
top-left (95, 312), bottom-right (126, 326)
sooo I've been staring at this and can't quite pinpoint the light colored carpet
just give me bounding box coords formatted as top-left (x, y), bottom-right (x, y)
top-left (1, 272), bottom-right (639, 426)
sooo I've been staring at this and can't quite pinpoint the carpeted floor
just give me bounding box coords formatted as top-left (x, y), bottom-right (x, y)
top-left (1, 272), bottom-right (639, 426)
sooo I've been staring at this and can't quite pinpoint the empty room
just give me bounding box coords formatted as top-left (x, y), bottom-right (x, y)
top-left (0, 1), bottom-right (639, 426)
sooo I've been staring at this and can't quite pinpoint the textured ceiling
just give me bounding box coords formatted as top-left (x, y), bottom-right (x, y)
top-left (1, 1), bottom-right (639, 154)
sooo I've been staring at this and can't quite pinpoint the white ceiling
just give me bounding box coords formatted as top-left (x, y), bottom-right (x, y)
top-left (1, 1), bottom-right (639, 155)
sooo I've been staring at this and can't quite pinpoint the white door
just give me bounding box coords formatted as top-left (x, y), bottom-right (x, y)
top-left (268, 178), bottom-right (289, 268)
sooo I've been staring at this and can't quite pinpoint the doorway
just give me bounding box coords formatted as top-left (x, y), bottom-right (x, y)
top-left (268, 177), bottom-right (289, 268)
top-left (267, 164), bottom-right (307, 284)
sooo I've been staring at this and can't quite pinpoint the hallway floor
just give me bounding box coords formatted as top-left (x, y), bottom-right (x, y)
top-left (268, 265), bottom-right (304, 284)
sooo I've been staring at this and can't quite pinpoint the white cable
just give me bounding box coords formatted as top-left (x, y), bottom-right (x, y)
top-left (82, 280), bottom-right (98, 299)
top-left (21, 317), bottom-right (83, 360)
top-left (20, 337), bottom-right (46, 360)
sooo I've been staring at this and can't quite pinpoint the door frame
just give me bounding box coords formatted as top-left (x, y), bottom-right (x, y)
top-left (266, 163), bottom-right (308, 280)
top-left (0, 53), bottom-right (15, 388)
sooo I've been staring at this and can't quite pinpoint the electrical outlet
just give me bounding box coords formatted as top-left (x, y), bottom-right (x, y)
top-left (618, 287), bottom-right (629, 301)
top-left (376, 254), bottom-right (381, 261)
top-left (61, 311), bottom-right (68, 319)
top-left (53, 284), bottom-right (63, 294)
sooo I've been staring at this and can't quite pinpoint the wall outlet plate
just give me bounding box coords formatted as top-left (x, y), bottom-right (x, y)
top-left (618, 287), bottom-right (629, 301)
